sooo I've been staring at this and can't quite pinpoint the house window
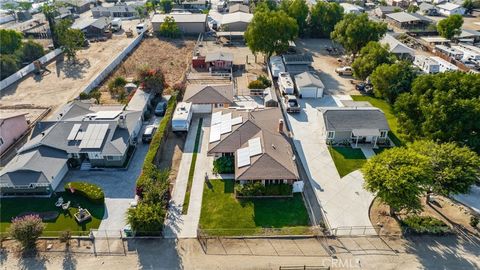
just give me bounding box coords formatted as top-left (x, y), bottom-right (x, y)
top-left (380, 131), bottom-right (387, 138)
top-left (327, 131), bottom-right (335, 139)
top-left (106, 156), bottom-right (121, 161)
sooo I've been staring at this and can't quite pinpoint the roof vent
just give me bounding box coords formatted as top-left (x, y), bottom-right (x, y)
top-left (271, 144), bottom-right (276, 149)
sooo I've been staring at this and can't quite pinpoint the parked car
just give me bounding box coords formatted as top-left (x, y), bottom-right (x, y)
top-left (154, 100), bottom-right (167, 116)
top-left (355, 82), bottom-right (373, 93)
top-left (335, 66), bottom-right (353, 76)
top-left (142, 125), bottom-right (157, 143)
top-left (284, 95), bottom-right (300, 113)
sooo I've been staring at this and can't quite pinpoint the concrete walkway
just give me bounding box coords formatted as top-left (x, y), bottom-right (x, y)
top-left (164, 116), bottom-right (213, 238)
top-left (285, 97), bottom-right (376, 235)
top-left (359, 147), bottom-right (376, 159)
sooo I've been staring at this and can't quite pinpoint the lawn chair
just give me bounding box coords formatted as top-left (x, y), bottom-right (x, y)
top-left (61, 201), bottom-right (71, 211)
top-left (55, 197), bottom-right (64, 207)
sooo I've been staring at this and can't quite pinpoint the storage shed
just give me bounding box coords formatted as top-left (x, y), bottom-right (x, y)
top-left (152, 14), bottom-right (207, 34)
top-left (294, 72), bottom-right (324, 99)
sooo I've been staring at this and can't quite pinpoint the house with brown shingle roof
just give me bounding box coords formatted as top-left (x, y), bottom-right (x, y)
top-left (184, 84), bottom-right (234, 113)
top-left (208, 107), bottom-right (299, 185)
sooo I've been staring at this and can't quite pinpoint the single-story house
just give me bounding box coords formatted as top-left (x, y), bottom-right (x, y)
top-left (208, 107), bottom-right (299, 185)
top-left (340, 3), bottom-right (364, 14)
top-left (71, 17), bottom-right (111, 38)
top-left (152, 14), bottom-right (207, 34)
top-left (374, 6), bottom-right (399, 18)
top-left (0, 113), bottom-right (29, 155)
top-left (0, 100), bottom-right (145, 196)
top-left (205, 51), bottom-right (233, 70)
top-left (221, 12), bottom-right (253, 32)
top-left (91, 3), bottom-right (139, 18)
top-left (294, 72), bottom-right (324, 99)
top-left (418, 2), bottom-right (439, 16)
top-left (183, 84), bottom-right (234, 113)
top-left (60, 0), bottom-right (90, 14)
top-left (322, 107), bottom-right (390, 147)
top-left (386, 11), bottom-right (432, 29)
top-left (229, 3), bottom-right (249, 13)
top-left (380, 33), bottom-right (414, 59)
top-left (437, 3), bottom-right (465, 16)
top-left (174, 0), bottom-right (208, 10)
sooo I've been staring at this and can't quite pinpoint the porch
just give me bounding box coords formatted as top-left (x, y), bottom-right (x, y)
top-left (350, 128), bottom-right (389, 149)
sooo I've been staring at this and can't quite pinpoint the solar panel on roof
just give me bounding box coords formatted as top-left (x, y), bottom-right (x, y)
top-left (67, 124), bottom-right (81, 141)
top-left (248, 137), bottom-right (262, 157)
top-left (211, 112), bottom-right (223, 125)
top-left (78, 124), bottom-right (109, 149)
top-left (94, 111), bottom-right (122, 119)
top-left (209, 124), bottom-right (222, 143)
top-left (237, 147), bottom-right (251, 168)
top-left (231, 116), bottom-right (242, 126)
top-left (220, 119), bottom-right (232, 134)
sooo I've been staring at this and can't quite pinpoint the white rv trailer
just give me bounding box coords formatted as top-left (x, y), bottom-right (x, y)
top-left (269, 56), bottom-right (286, 78)
top-left (172, 102), bottom-right (193, 132)
top-left (434, 45), bottom-right (463, 60)
top-left (278, 72), bottom-right (295, 94)
top-left (452, 45), bottom-right (480, 61)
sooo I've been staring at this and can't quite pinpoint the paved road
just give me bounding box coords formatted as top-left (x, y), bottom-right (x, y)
top-left (455, 185), bottom-right (480, 215)
top-left (285, 96), bottom-right (376, 235)
top-left (164, 115), bottom-right (213, 238)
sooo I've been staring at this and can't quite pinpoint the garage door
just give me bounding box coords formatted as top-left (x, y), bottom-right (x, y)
top-left (300, 87), bottom-right (318, 98)
top-left (192, 104), bottom-right (212, 113)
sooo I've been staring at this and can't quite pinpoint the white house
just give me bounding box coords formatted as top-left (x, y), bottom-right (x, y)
top-left (294, 72), bottom-right (324, 99)
top-left (339, 3), bottom-right (364, 14)
top-left (437, 3), bottom-right (465, 16)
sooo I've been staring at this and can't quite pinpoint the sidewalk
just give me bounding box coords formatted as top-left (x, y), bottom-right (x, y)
top-left (164, 116), bottom-right (213, 238)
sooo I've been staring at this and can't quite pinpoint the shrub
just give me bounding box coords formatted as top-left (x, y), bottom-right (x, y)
top-left (20, 40), bottom-right (45, 63)
top-left (236, 182), bottom-right (293, 196)
top-left (0, 54), bottom-right (18, 80)
top-left (213, 156), bottom-right (234, 174)
top-left (108, 76), bottom-right (127, 95)
top-left (401, 215), bottom-right (450, 235)
top-left (258, 75), bottom-right (272, 87)
top-left (59, 230), bottom-right (72, 245)
top-left (470, 216), bottom-right (479, 228)
top-left (137, 66), bottom-right (165, 94)
top-left (248, 80), bottom-right (266, 89)
top-left (9, 214), bottom-right (44, 249)
top-left (79, 92), bottom-right (90, 100)
top-left (64, 182), bottom-right (105, 204)
top-left (126, 203), bottom-right (165, 235)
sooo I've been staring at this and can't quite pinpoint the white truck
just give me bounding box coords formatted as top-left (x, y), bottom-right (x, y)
top-left (172, 102), bottom-right (193, 132)
top-left (111, 18), bottom-right (122, 32)
top-left (136, 23), bottom-right (146, 35)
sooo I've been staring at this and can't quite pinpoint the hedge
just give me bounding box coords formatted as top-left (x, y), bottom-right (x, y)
top-left (401, 215), bottom-right (450, 235)
top-left (235, 182), bottom-right (293, 197)
top-left (137, 94), bottom-right (177, 189)
top-left (64, 182), bottom-right (105, 204)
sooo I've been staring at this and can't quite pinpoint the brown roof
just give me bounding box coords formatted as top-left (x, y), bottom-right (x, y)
top-left (184, 84), bottom-right (234, 104)
top-left (208, 108), bottom-right (299, 181)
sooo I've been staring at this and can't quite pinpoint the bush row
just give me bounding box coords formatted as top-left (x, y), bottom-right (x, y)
top-left (64, 182), bottom-right (105, 204)
top-left (212, 156), bottom-right (234, 174)
top-left (235, 182), bottom-right (293, 197)
top-left (401, 215), bottom-right (450, 235)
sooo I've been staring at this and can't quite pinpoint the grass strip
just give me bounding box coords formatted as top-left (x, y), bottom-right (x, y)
top-left (182, 118), bottom-right (203, 214)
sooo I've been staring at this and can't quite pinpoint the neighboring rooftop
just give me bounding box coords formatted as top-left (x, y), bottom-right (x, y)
top-left (205, 51), bottom-right (234, 62)
top-left (323, 108), bottom-right (390, 132)
top-left (294, 72), bottom-right (324, 88)
top-left (437, 2), bottom-right (462, 11)
top-left (386, 11), bottom-right (431, 23)
top-left (380, 33), bottom-right (414, 55)
top-left (221, 12), bottom-right (253, 24)
top-left (229, 3), bottom-right (249, 13)
top-left (151, 13), bottom-right (207, 23)
top-left (183, 84), bottom-right (234, 104)
top-left (282, 54), bottom-right (313, 65)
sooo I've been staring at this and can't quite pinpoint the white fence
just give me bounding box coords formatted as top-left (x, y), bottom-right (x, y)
top-left (83, 32), bottom-right (144, 94)
top-left (0, 48), bottom-right (63, 91)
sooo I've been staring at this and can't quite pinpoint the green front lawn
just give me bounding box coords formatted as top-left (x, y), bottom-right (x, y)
top-left (199, 179), bottom-right (310, 236)
top-left (0, 192), bottom-right (104, 236)
top-left (351, 95), bottom-right (404, 146)
top-left (328, 147), bottom-right (366, 178)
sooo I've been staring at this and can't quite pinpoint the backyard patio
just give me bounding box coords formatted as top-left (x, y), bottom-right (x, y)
top-left (0, 192), bottom-right (105, 236)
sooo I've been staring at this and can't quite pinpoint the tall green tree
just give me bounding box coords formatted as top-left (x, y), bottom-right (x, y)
top-left (363, 147), bottom-right (432, 215)
top-left (158, 16), bottom-right (181, 38)
top-left (437, 14), bottom-right (463, 39)
top-left (280, 0), bottom-right (309, 37)
top-left (0, 29), bottom-right (23, 54)
top-left (245, 10), bottom-right (298, 57)
top-left (462, 0), bottom-right (475, 15)
top-left (351, 41), bottom-right (395, 80)
top-left (309, 2), bottom-right (343, 38)
top-left (394, 72), bottom-right (480, 153)
top-left (254, 0), bottom-right (277, 13)
top-left (331, 13), bottom-right (387, 58)
top-left (410, 141), bottom-right (480, 197)
top-left (20, 40), bottom-right (45, 63)
top-left (41, 2), bottom-right (61, 48)
top-left (370, 61), bottom-right (417, 104)
top-left (0, 55), bottom-right (19, 80)
top-left (56, 20), bottom-right (85, 61)
top-left (159, 0), bottom-right (173, 13)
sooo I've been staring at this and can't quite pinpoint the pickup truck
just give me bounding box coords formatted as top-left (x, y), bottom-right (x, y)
top-left (284, 95), bottom-right (300, 113)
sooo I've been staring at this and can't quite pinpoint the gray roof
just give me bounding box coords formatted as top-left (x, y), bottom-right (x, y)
top-left (294, 72), bottom-right (324, 88)
top-left (282, 54), bottom-right (313, 65)
top-left (221, 12), bottom-right (253, 25)
top-left (386, 11), bottom-right (431, 23)
top-left (91, 4), bottom-right (137, 13)
top-left (229, 4), bottom-right (249, 13)
top-left (205, 51), bottom-right (234, 62)
top-left (152, 14), bottom-right (207, 23)
top-left (323, 108), bottom-right (390, 131)
top-left (376, 6), bottom-right (397, 13)
top-left (61, 0), bottom-right (90, 7)
top-left (419, 2), bottom-right (436, 11)
top-left (381, 33), bottom-right (414, 55)
top-left (72, 17), bottom-right (110, 30)
top-left (0, 146), bottom-right (67, 187)
top-left (208, 108), bottom-right (298, 181)
top-left (184, 84), bottom-right (234, 104)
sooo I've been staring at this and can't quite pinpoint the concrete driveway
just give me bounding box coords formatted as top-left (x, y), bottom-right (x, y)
top-left (285, 96), bottom-right (375, 235)
top-left (57, 116), bottom-right (162, 231)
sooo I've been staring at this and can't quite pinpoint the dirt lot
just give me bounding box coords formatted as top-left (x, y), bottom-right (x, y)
top-left (297, 39), bottom-right (359, 95)
top-left (0, 36), bottom-right (135, 115)
top-left (370, 196), bottom-right (480, 236)
top-left (156, 131), bottom-right (186, 185)
top-left (98, 37), bottom-right (195, 104)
